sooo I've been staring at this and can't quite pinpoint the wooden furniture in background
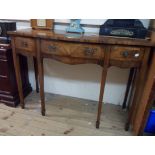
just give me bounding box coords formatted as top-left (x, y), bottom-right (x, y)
top-left (8, 29), bottom-right (155, 134)
top-left (0, 43), bottom-right (32, 107)
top-left (130, 48), bottom-right (155, 135)
top-left (122, 68), bottom-right (135, 109)
top-left (127, 20), bottom-right (155, 135)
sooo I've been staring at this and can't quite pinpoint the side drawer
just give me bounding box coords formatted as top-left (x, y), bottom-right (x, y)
top-left (110, 46), bottom-right (144, 61)
top-left (15, 37), bottom-right (36, 53)
top-left (41, 40), bottom-right (104, 59)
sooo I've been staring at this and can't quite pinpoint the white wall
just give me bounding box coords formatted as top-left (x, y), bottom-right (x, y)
top-left (17, 19), bottom-right (150, 105)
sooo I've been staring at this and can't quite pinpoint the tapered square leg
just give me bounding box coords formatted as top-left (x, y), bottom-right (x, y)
top-left (96, 121), bottom-right (100, 129)
top-left (37, 39), bottom-right (46, 116)
top-left (11, 38), bottom-right (25, 109)
top-left (41, 109), bottom-right (46, 116)
top-left (33, 57), bottom-right (39, 93)
top-left (125, 122), bottom-right (130, 131)
top-left (122, 68), bottom-right (135, 109)
top-left (96, 49), bottom-right (110, 129)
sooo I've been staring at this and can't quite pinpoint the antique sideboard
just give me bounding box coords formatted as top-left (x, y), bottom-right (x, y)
top-left (7, 29), bottom-right (155, 135)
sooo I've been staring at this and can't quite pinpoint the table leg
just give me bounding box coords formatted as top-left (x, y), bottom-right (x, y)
top-left (37, 39), bottom-right (45, 116)
top-left (38, 57), bottom-right (45, 116)
top-left (96, 67), bottom-right (108, 128)
top-left (33, 57), bottom-right (39, 93)
top-left (122, 68), bottom-right (135, 109)
top-left (125, 69), bottom-right (140, 131)
top-left (127, 69), bottom-right (137, 111)
top-left (11, 38), bottom-right (25, 109)
top-left (96, 47), bottom-right (110, 129)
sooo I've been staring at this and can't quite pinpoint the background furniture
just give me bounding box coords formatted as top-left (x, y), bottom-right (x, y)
top-left (122, 68), bottom-right (136, 109)
top-left (124, 24), bottom-right (155, 135)
top-left (8, 29), bottom-right (154, 134)
top-left (130, 48), bottom-right (155, 135)
top-left (0, 43), bottom-right (32, 107)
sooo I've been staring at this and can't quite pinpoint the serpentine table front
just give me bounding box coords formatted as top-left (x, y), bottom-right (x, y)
top-left (8, 29), bottom-right (155, 135)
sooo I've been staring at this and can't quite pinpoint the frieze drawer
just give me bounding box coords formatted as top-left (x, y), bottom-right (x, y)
top-left (41, 40), bottom-right (104, 59)
top-left (110, 46), bottom-right (144, 61)
top-left (15, 37), bottom-right (36, 53)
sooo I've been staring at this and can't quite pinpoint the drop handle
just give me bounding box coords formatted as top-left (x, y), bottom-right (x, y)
top-left (21, 41), bottom-right (28, 47)
top-left (84, 47), bottom-right (97, 56)
top-left (48, 45), bottom-right (57, 51)
top-left (122, 51), bottom-right (129, 58)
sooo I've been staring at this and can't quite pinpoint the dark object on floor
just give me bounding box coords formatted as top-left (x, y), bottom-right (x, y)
top-left (99, 19), bottom-right (148, 39)
top-left (64, 128), bottom-right (74, 135)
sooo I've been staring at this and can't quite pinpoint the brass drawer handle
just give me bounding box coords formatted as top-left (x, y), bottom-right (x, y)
top-left (84, 47), bottom-right (97, 56)
top-left (48, 45), bottom-right (57, 51)
top-left (21, 41), bottom-right (28, 48)
top-left (122, 51), bottom-right (140, 58)
top-left (122, 51), bottom-right (129, 58)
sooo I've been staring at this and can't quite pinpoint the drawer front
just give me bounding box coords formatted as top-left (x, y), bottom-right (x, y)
top-left (15, 37), bottom-right (35, 53)
top-left (0, 77), bottom-right (10, 92)
top-left (41, 40), bottom-right (104, 59)
top-left (0, 59), bottom-right (8, 77)
top-left (110, 46), bottom-right (144, 61)
top-left (0, 49), bottom-right (7, 59)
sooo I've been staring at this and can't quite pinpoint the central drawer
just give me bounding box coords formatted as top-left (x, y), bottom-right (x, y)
top-left (41, 40), bottom-right (104, 59)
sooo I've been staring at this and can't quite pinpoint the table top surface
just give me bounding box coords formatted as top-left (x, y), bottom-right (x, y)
top-left (7, 28), bottom-right (155, 47)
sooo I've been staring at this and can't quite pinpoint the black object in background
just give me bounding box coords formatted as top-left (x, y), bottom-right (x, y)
top-left (0, 21), bottom-right (16, 44)
top-left (99, 19), bottom-right (148, 39)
